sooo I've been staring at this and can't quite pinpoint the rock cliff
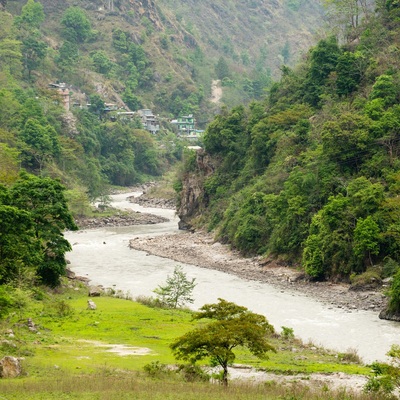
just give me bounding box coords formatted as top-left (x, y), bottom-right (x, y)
top-left (177, 149), bottom-right (214, 230)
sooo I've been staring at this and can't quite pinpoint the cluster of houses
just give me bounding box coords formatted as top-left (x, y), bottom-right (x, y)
top-left (49, 82), bottom-right (204, 139)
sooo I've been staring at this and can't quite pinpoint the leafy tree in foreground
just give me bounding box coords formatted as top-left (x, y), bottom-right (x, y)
top-left (8, 172), bottom-right (78, 286)
top-left (0, 204), bottom-right (39, 285)
top-left (170, 299), bottom-right (275, 385)
top-left (154, 266), bottom-right (196, 309)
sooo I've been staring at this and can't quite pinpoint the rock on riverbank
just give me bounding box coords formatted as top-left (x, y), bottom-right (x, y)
top-left (129, 230), bottom-right (387, 313)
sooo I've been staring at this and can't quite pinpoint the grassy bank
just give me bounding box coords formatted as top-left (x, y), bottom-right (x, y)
top-left (0, 282), bottom-right (375, 399)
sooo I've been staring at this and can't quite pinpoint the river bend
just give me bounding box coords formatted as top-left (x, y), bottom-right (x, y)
top-left (65, 192), bottom-right (400, 363)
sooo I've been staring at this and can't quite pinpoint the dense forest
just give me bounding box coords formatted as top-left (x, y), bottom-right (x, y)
top-left (0, 0), bottom-right (187, 293)
top-left (177, 0), bottom-right (400, 313)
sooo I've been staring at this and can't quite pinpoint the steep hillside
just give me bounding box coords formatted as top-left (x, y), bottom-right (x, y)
top-left (157, 0), bottom-right (324, 75)
top-left (7, 0), bottom-right (324, 121)
top-left (176, 0), bottom-right (400, 298)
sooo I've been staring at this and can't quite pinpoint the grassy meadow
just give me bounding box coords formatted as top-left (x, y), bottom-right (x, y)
top-left (0, 282), bottom-right (378, 399)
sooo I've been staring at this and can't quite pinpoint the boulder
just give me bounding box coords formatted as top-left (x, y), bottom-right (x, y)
top-left (88, 286), bottom-right (102, 297)
top-left (87, 300), bottom-right (97, 310)
top-left (379, 308), bottom-right (400, 322)
top-left (65, 268), bottom-right (76, 279)
top-left (27, 318), bottom-right (37, 332)
top-left (0, 356), bottom-right (21, 378)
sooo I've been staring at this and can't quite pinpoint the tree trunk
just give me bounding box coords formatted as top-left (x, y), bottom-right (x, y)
top-left (222, 364), bottom-right (228, 386)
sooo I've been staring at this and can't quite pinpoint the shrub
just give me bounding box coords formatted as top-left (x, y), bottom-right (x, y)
top-left (383, 258), bottom-right (400, 278)
top-left (281, 326), bottom-right (295, 340)
top-left (364, 347), bottom-right (400, 396)
top-left (143, 361), bottom-right (172, 378)
top-left (177, 364), bottom-right (210, 382)
top-left (134, 295), bottom-right (164, 308)
top-left (337, 348), bottom-right (362, 364)
top-left (45, 299), bottom-right (74, 318)
top-left (350, 269), bottom-right (382, 290)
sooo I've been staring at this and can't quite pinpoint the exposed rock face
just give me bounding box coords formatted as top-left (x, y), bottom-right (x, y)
top-left (379, 308), bottom-right (400, 322)
top-left (177, 149), bottom-right (215, 230)
top-left (0, 356), bottom-right (21, 378)
top-left (66, 268), bottom-right (76, 279)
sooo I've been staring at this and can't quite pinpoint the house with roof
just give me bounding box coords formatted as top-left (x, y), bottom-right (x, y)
top-left (171, 114), bottom-right (195, 135)
top-left (171, 114), bottom-right (204, 139)
top-left (49, 82), bottom-right (70, 111)
top-left (137, 109), bottom-right (160, 134)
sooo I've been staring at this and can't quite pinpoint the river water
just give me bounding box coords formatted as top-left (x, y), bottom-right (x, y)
top-left (65, 192), bottom-right (400, 364)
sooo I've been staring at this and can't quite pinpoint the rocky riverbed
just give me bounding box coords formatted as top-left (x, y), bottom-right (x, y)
top-left (129, 230), bottom-right (388, 314)
top-left (127, 193), bottom-right (175, 209)
top-left (76, 212), bottom-right (169, 229)
top-left (75, 187), bottom-right (388, 314)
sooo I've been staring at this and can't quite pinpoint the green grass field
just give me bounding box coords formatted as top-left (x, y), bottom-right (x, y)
top-left (0, 283), bottom-right (375, 399)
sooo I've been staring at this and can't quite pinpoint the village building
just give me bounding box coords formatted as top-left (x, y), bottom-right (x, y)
top-left (137, 109), bottom-right (160, 134)
top-left (171, 114), bottom-right (204, 139)
top-left (48, 82), bottom-right (70, 111)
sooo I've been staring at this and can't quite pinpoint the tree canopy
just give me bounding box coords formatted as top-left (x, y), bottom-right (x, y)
top-left (0, 173), bottom-right (77, 287)
top-left (170, 299), bottom-right (275, 385)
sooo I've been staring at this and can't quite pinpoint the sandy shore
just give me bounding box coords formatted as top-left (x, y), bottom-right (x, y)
top-left (129, 230), bottom-right (387, 313)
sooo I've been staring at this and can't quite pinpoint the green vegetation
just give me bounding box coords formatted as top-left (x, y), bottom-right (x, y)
top-left (365, 344), bottom-right (400, 396)
top-left (0, 0), bottom-right (398, 396)
top-left (154, 266), bottom-right (197, 309)
top-left (170, 299), bottom-right (276, 385)
top-left (176, 1), bottom-right (400, 316)
top-left (0, 285), bottom-right (372, 398)
top-left (0, 172), bottom-right (77, 287)
top-left (0, 1), bottom-right (186, 202)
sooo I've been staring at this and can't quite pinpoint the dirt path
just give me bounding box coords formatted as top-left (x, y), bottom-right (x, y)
top-left (210, 79), bottom-right (222, 104)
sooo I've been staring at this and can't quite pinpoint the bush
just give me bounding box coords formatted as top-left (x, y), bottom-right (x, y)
top-left (134, 295), bottom-right (164, 308)
top-left (177, 364), bottom-right (210, 382)
top-left (281, 326), bottom-right (295, 340)
top-left (337, 348), bottom-right (362, 364)
top-left (0, 286), bottom-right (14, 319)
top-left (350, 269), bottom-right (382, 290)
top-left (383, 258), bottom-right (400, 278)
top-left (365, 351), bottom-right (400, 396)
top-left (143, 361), bottom-right (172, 378)
top-left (45, 299), bottom-right (74, 318)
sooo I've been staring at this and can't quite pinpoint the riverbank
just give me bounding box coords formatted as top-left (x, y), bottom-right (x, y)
top-left (129, 230), bottom-right (387, 314)
top-left (73, 185), bottom-right (388, 314)
top-left (0, 285), bottom-right (373, 398)
top-left (76, 212), bottom-right (169, 229)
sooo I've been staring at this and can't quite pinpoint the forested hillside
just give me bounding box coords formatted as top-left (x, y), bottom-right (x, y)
top-left (178, 1), bottom-right (400, 308)
top-left (5, 0), bottom-right (324, 118)
top-left (0, 0), bottom-right (324, 290)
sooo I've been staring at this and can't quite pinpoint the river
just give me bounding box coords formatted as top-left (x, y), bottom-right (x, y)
top-left (65, 192), bottom-right (400, 364)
